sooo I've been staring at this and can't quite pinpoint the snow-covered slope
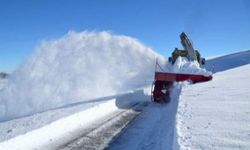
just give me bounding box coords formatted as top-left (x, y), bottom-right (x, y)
top-left (205, 50), bottom-right (250, 73)
top-left (0, 31), bottom-right (166, 121)
top-left (175, 63), bottom-right (250, 149)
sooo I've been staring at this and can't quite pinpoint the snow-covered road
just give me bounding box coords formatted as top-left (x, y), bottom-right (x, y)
top-left (0, 89), bottom-right (150, 150)
top-left (0, 84), bottom-right (183, 150)
top-left (107, 84), bottom-right (182, 150)
top-left (61, 102), bottom-right (147, 150)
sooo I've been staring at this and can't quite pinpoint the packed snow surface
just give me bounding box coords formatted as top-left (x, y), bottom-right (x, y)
top-left (0, 31), bottom-right (165, 121)
top-left (108, 83), bottom-right (182, 150)
top-left (175, 64), bottom-right (250, 150)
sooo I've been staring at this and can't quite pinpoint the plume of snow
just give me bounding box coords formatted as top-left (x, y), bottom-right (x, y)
top-left (0, 31), bottom-right (166, 121)
top-left (171, 57), bottom-right (212, 76)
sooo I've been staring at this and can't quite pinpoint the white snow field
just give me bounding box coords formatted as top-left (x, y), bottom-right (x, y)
top-left (0, 31), bottom-right (166, 122)
top-left (0, 29), bottom-right (249, 150)
top-left (175, 66), bottom-right (250, 149)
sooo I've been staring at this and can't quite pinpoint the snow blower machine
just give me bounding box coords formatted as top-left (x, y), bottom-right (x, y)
top-left (151, 32), bottom-right (212, 102)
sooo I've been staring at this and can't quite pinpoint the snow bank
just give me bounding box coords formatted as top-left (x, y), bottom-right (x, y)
top-left (175, 64), bottom-right (250, 150)
top-left (0, 89), bottom-right (149, 149)
top-left (0, 31), bottom-right (165, 121)
top-left (0, 99), bottom-right (122, 150)
top-left (171, 57), bottom-right (212, 76)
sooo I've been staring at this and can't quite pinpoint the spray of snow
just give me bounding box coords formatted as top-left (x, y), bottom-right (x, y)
top-left (171, 57), bottom-right (212, 76)
top-left (0, 31), bottom-right (166, 121)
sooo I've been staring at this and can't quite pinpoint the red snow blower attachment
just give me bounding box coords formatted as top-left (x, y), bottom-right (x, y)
top-left (151, 68), bottom-right (212, 102)
top-left (151, 32), bottom-right (213, 102)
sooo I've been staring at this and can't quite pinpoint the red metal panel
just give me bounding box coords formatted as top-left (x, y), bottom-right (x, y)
top-left (155, 72), bottom-right (212, 83)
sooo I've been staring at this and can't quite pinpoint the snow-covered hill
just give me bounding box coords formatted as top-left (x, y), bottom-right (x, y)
top-left (205, 50), bottom-right (250, 73)
top-left (174, 50), bottom-right (250, 150)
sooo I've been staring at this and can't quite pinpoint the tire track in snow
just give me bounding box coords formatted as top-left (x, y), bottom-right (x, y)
top-left (59, 102), bottom-right (149, 150)
top-left (107, 84), bottom-right (182, 150)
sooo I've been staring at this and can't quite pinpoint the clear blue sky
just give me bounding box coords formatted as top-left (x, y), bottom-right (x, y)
top-left (1, 0), bottom-right (250, 72)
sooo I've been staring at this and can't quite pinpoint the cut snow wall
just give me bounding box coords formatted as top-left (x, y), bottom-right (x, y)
top-left (0, 31), bottom-right (166, 121)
